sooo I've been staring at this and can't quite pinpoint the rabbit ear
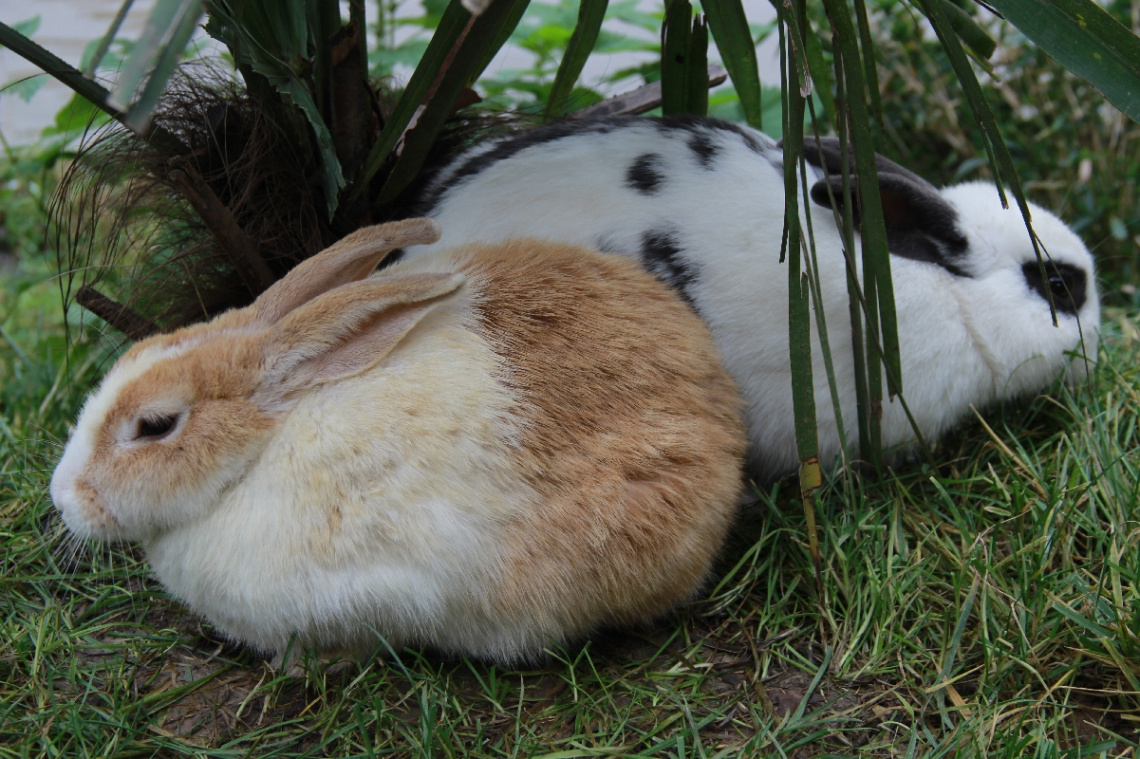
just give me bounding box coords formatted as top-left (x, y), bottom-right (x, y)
top-left (798, 136), bottom-right (932, 188)
top-left (808, 169), bottom-right (971, 277)
top-left (260, 271), bottom-right (465, 393)
top-left (251, 218), bottom-right (443, 325)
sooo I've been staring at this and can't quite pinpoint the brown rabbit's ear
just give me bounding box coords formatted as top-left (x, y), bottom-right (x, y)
top-left (260, 272), bottom-right (465, 394)
top-left (251, 218), bottom-right (443, 325)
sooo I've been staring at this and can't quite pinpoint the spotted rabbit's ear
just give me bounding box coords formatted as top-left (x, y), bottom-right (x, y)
top-left (788, 138), bottom-right (971, 277)
top-left (798, 136), bottom-right (933, 188)
top-left (251, 218), bottom-right (443, 325)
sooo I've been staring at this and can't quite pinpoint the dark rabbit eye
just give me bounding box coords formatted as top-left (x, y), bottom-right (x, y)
top-left (135, 414), bottom-right (179, 441)
top-left (1022, 261), bottom-right (1087, 317)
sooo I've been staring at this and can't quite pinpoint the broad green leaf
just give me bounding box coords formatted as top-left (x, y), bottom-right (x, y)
top-left (545, 0), bottom-right (608, 118)
top-left (986, 0), bottom-right (1140, 124)
top-left (702, 0), bottom-right (763, 128)
top-left (6, 76), bottom-right (46, 104)
top-left (45, 92), bottom-right (110, 137)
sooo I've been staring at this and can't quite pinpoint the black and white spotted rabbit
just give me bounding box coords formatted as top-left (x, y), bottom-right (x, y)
top-left (406, 115), bottom-right (1100, 480)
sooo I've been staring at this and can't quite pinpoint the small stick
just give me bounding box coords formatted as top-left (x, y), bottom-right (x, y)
top-left (567, 65), bottom-right (728, 121)
top-left (168, 164), bottom-right (276, 292)
top-left (75, 286), bottom-right (159, 340)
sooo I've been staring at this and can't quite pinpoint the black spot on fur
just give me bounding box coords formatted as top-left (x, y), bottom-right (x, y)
top-left (687, 132), bottom-right (719, 169)
top-left (1023, 260), bottom-right (1087, 316)
top-left (420, 114), bottom-right (777, 212)
top-left (641, 229), bottom-right (698, 306)
top-left (626, 154), bottom-right (665, 194)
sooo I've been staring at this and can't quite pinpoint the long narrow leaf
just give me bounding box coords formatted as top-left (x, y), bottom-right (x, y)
top-left (108, 0), bottom-right (204, 123)
top-left (545, 0), bottom-right (608, 118)
top-left (376, 0), bottom-right (532, 205)
top-left (987, 0), bottom-right (1140, 123)
top-left (834, 103), bottom-right (873, 466)
top-left (701, 0), bottom-right (763, 127)
top-left (470, 0), bottom-right (534, 82)
top-left (309, 0), bottom-right (343, 117)
top-left (121, 2), bottom-right (206, 132)
top-left (777, 3), bottom-right (817, 464)
top-left (686, 16), bottom-right (709, 115)
top-left (914, 0), bottom-right (1041, 269)
top-left (852, 0), bottom-right (881, 133)
top-left (803, 18), bottom-right (835, 123)
top-left (821, 0), bottom-right (898, 468)
top-left (351, 0), bottom-right (473, 205)
top-left (778, 0), bottom-right (824, 589)
top-left (938, 0), bottom-right (996, 60)
top-left (84, 0), bottom-right (136, 76)
top-left (0, 22), bottom-right (117, 118)
top-left (661, 0), bottom-right (693, 116)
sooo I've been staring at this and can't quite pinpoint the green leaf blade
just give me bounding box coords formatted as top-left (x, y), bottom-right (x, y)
top-left (661, 0), bottom-right (693, 116)
top-left (987, 0), bottom-right (1140, 124)
top-left (702, 0), bottom-right (763, 127)
top-left (545, 0), bottom-right (608, 118)
top-left (108, 0), bottom-right (204, 125)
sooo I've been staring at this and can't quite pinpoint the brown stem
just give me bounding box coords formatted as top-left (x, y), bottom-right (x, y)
top-left (568, 65), bottom-right (728, 121)
top-left (168, 164), bottom-right (276, 293)
top-left (76, 286), bottom-right (159, 340)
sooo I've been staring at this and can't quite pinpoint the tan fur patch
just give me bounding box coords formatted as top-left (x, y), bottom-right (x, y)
top-left (461, 240), bottom-right (746, 639)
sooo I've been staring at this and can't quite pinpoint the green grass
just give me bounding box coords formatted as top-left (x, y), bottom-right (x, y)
top-left (2, 240), bottom-right (1138, 758)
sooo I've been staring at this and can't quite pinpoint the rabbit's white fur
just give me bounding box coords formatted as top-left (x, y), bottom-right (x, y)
top-left (52, 219), bottom-right (745, 664)
top-left (410, 116), bottom-right (1100, 479)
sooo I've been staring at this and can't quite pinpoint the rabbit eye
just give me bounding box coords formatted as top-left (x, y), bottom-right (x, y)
top-left (135, 414), bottom-right (179, 441)
top-left (1022, 261), bottom-right (1087, 317)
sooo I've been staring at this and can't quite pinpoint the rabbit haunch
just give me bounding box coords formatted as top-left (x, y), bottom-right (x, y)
top-left (411, 115), bottom-right (1101, 480)
top-left (51, 219), bottom-right (745, 664)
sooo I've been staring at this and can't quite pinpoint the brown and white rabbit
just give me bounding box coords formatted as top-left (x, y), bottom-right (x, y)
top-left (50, 218), bottom-right (746, 665)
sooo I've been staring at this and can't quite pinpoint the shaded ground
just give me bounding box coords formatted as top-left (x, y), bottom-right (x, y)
top-left (68, 586), bottom-right (1133, 757)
